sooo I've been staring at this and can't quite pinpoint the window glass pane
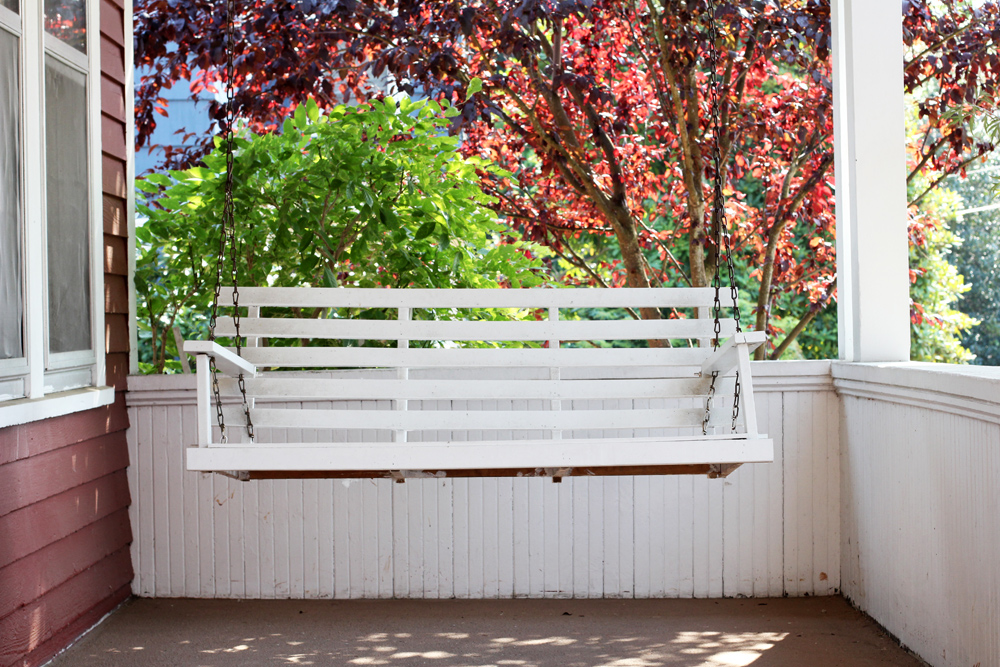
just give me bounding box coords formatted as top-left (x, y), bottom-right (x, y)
top-left (1, 1), bottom-right (18, 15)
top-left (0, 29), bottom-right (23, 361)
top-left (45, 56), bottom-right (91, 355)
top-left (45, 0), bottom-right (85, 53)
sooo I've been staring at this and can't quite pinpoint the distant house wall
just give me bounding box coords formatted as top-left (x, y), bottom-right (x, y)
top-left (133, 72), bottom-right (214, 176)
top-left (0, 1), bottom-right (133, 665)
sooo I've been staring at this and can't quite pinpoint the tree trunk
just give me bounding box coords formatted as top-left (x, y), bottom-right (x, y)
top-left (688, 197), bottom-right (711, 289)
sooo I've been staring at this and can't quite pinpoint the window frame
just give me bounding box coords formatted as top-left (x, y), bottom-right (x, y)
top-left (0, 6), bottom-right (26, 394)
top-left (0, 0), bottom-right (111, 428)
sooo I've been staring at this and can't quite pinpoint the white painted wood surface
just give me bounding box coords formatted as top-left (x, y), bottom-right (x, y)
top-left (126, 360), bottom-right (838, 599)
top-left (832, 0), bottom-right (910, 362)
top-left (836, 362), bottom-right (1000, 667)
top-left (218, 286), bottom-right (721, 309)
top-left (189, 287), bottom-right (770, 471)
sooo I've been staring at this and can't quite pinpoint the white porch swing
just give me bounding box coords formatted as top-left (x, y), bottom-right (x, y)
top-left (182, 0), bottom-right (773, 481)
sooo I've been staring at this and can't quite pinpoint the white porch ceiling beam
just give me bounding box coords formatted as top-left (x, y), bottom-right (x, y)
top-left (833, 0), bottom-right (911, 362)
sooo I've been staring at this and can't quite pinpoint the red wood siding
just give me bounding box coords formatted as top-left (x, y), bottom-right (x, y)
top-left (106, 353), bottom-right (130, 392)
top-left (0, 0), bottom-right (134, 664)
top-left (0, 396), bottom-right (128, 466)
top-left (103, 195), bottom-right (126, 235)
top-left (102, 154), bottom-right (128, 198)
top-left (0, 510), bottom-right (130, 621)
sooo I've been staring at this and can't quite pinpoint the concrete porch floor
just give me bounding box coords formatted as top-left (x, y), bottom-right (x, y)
top-left (48, 596), bottom-right (925, 667)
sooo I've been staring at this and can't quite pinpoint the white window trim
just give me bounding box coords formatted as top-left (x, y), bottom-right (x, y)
top-left (0, 0), bottom-right (112, 427)
top-left (0, 386), bottom-right (114, 428)
top-left (0, 5), bottom-right (17, 35)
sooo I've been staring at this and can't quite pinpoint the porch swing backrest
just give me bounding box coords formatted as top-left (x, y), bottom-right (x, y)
top-left (183, 285), bottom-right (770, 477)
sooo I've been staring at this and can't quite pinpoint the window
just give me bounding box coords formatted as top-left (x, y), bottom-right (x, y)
top-left (0, 0), bottom-right (111, 427)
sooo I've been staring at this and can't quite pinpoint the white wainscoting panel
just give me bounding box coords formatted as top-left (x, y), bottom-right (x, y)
top-left (837, 362), bottom-right (1000, 667)
top-left (126, 361), bottom-right (839, 599)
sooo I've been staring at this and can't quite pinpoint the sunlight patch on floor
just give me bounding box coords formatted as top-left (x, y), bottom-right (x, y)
top-left (323, 628), bottom-right (791, 666)
top-left (672, 630), bottom-right (789, 667)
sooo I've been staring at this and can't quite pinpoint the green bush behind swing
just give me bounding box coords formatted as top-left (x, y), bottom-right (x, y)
top-left (135, 93), bottom-right (547, 373)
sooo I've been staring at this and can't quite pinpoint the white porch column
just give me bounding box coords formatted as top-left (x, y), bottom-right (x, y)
top-left (833, 0), bottom-right (911, 362)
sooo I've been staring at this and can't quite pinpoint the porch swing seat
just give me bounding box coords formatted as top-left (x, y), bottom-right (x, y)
top-left (183, 286), bottom-right (773, 480)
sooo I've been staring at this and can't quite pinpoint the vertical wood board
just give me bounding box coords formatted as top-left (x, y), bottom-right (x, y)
top-left (127, 367), bottom-right (840, 600)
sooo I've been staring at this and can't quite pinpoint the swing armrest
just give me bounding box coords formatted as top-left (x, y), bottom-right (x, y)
top-left (701, 331), bottom-right (767, 376)
top-left (184, 341), bottom-right (257, 377)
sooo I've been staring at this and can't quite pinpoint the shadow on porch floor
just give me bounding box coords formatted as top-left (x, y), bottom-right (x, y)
top-left (48, 596), bottom-right (925, 667)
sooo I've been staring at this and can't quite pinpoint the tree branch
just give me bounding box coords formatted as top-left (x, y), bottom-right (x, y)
top-left (769, 277), bottom-right (837, 360)
top-left (908, 151), bottom-right (985, 207)
top-left (906, 134), bottom-right (949, 184)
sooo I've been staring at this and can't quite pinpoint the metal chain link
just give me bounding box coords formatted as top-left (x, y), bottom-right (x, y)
top-left (703, 0), bottom-right (742, 435)
top-left (207, 0), bottom-right (254, 443)
top-left (206, 1), bottom-right (232, 444)
top-left (225, 0), bottom-right (254, 441)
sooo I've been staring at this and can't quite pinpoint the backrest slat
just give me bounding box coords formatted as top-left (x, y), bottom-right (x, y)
top-left (234, 346), bottom-right (713, 369)
top-left (215, 377), bottom-right (729, 401)
top-left (221, 406), bottom-right (707, 432)
top-left (214, 316), bottom-right (737, 342)
top-left (219, 286), bottom-right (721, 310)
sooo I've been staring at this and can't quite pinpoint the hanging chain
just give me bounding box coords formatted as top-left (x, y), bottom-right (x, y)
top-left (207, 0), bottom-right (254, 443)
top-left (206, 2), bottom-right (232, 443)
top-left (224, 0), bottom-right (254, 441)
top-left (703, 0), bottom-right (742, 435)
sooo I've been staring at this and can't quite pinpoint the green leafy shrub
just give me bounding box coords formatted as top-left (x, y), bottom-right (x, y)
top-left (908, 184), bottom-right (979, 363)
top-left (136, 96), bottom-right (545, 372)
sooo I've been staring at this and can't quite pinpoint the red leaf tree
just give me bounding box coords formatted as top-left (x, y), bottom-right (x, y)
top-left (135, 0), bottom-right (999, 358)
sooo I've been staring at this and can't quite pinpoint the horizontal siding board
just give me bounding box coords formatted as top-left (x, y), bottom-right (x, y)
top-left (104, 274), bottom-right (129, 314)
top-left (105, 354), bottom-right (129, 391)
top-left (0, 396), bottom-right (129, 466)
top-left (101, 114), bottom-right (127, 161)
top-left (103, 234), bottom-right (128, 275)
top-left (18, 584), bottom-right (130, 667)
top-left (101, 155), bottom-right (127, 198)
top-left (100, 75), bottom-right (126, 121)
top-left (99, 0), bottom-right (125, 46)
top-left (99, 36), bottom-right (125, 83)
top-left (105, 313), bottom-right (130, 354)
top-left (102, 195), bottom-right (126, 236)
top-left (0, 434), bottom-right (129, 517)
top-left (0, 549), bottom-right (132, 667)
top-left (0, 471), bottom-right (131, 570)
top-left (0, 509), bottom-right (131, 620)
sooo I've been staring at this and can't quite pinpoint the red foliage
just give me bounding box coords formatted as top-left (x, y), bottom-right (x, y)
top-left (133, 0), bottom-right (1000, 355)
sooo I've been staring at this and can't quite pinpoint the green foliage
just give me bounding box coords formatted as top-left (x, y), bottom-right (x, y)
top-left (135, 97), bottom-right (546, 372)
top-left (907, 183), bottom-right (979, 363)
top-left (952, 212), bottom-right (1000, 365)
top-left (901, 99), bottom-right (981, 364)
top-left (942, 93), bottom-right (1000, 198)
top-left (947, 152), bottom-right (1000, 366)
top-left (939, 96), bottom-right (1000, 365)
